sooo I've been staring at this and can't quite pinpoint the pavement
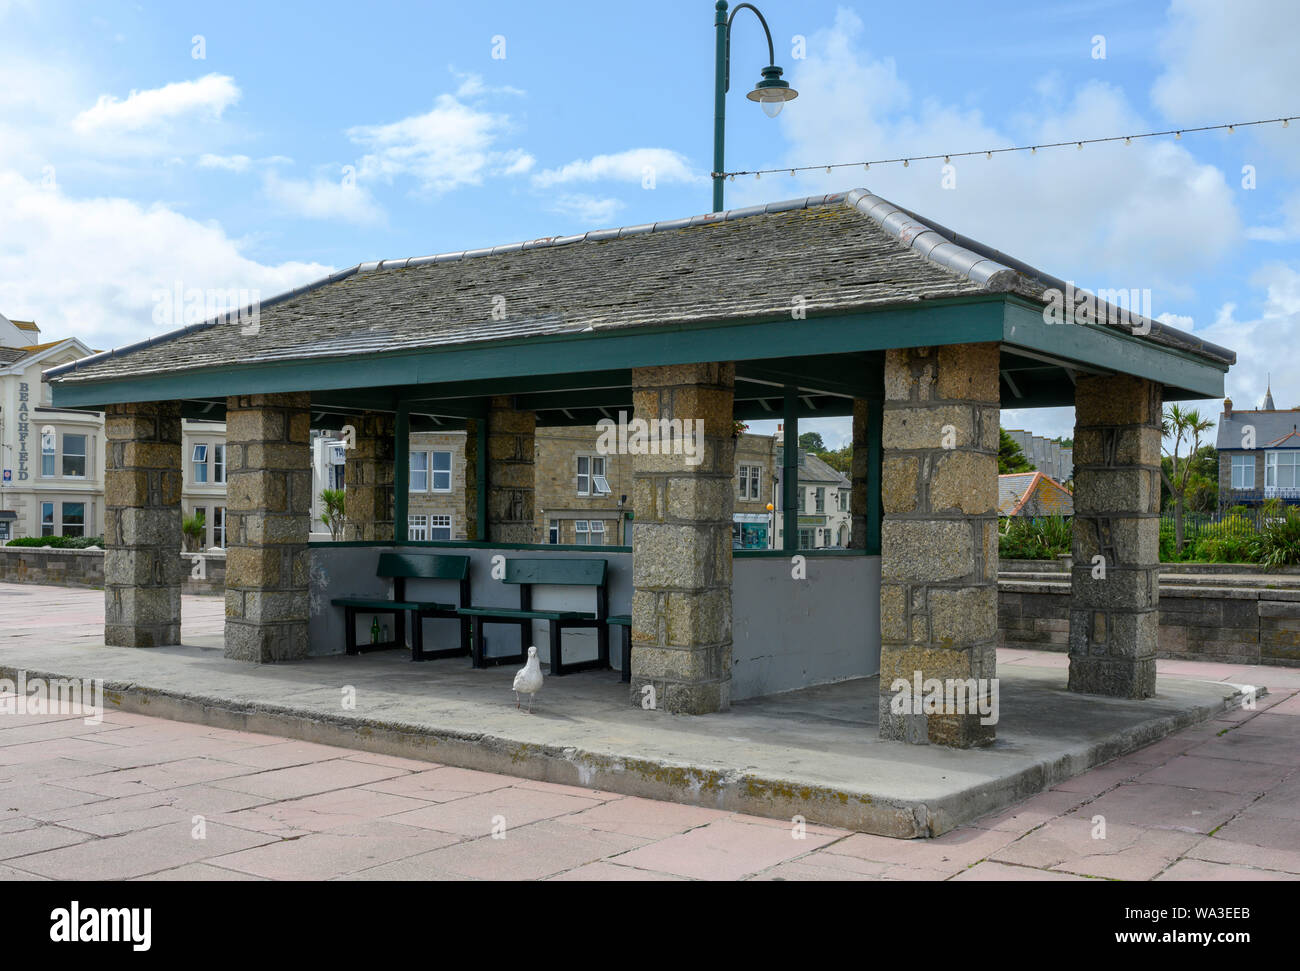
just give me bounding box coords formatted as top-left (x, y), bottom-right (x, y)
top-left (0, 582), bottom-right (1296, 864)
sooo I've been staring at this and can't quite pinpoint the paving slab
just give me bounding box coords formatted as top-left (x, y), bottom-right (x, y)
top-left (0, 582), bottom-right (1269, 838)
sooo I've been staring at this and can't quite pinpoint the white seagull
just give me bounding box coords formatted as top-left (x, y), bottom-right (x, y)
top-left (513, 646), bottom-right (544, 713)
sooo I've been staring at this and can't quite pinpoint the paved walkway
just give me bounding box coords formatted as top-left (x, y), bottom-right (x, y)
top-left (0, 589), bottom-right (1296, 879)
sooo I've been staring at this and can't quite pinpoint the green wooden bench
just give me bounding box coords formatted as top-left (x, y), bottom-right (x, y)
top-left (332, 552), bottom-right (471, 662)
top-left (609, 615), bottom-right (631, 683)
top-left (459, 558), bottom-right (609, 675)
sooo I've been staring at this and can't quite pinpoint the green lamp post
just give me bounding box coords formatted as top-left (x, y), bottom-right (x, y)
top-left (712, 1), bottom-right (798, 213)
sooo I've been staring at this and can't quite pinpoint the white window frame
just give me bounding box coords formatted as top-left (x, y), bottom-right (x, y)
top-left (1266, 451), bottom-right (1299, 491)
top-left (410, 452), bottom-right (429, 493)
top-left (431, 450), bottom-right (453, 493)
top-left (62, 433), bottom-right (88, 479)
top-left (815, 487), bottom-right (825, 513)
top-left (40, 501), bottom-right (55, 537)
top-left (40, 430), bottom-right (55, 478)
top-left (577, 455), bottom-right (606, 496)
top-left (192, 443), bottom-right (209, 484)
top-left (407, 514), bottom-right (429, 541)
top-left (738, 465), bottom-right (761, 500)
top-left (212, 506), bottom-right (226, 548)
top-left (575, 519), bottom-right (606, 546)
top-left (1231, 454), bottom-right (1255, 490)
top-left (213, 443), bottom-right (226, 484)
top-left (429, 515), bottom-right (452, 541)
top-left (60, 501), bottom-right (86, 537)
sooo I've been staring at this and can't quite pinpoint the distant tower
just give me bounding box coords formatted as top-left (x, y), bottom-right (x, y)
top-left (1263, 374), bottom-right (1276, 411)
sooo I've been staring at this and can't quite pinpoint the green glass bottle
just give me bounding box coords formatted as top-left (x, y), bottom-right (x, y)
top-left (370, 616), bottom-right (381, 644)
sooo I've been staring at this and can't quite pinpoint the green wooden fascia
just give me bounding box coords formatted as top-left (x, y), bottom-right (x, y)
top-left (49, 297), bottom-right (1008, 410)
top-left (1000, 298), bottom-right (1228, 399)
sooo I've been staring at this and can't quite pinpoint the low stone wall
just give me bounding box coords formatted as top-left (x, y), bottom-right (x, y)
top-left (0, 546), bottom-right (225, 594)
top-left (999, 564), bottom-right (1300, 667)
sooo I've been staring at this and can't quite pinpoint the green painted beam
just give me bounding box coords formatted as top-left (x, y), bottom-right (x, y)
top-left (1001, 300), bottom-right (1227, 399)
top-left (50, 298), bottom-right (1008, 410)
top-left (393, 404), bottom-right (410, 543)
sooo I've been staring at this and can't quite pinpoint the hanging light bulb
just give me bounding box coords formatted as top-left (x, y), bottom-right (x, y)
top-left (1228, 125), bottom-right (1235, 134)
top-left (826, 166), bottom-right (832, 174)
top-left (1125, 137), bottom-right (1132, 145)
top-left (863, 162), bottom-right (869, 171)
top-left (1284, 118), bottom-right (1291, 128)
top-left (944, 156), bottom-right (950, 164)
top-left (903, 159), bottom-right (909, 167)
top-left (1077, 142), bottom-right (1083, 150)
top-left (985, 151), bottom-right (992, 159)
top-left (1031, 146), bottom-right (1037, 154)
top-left (755, 172), bottom-right (761, 180)
top-left (1175, 131), bottom-right (1182, 139)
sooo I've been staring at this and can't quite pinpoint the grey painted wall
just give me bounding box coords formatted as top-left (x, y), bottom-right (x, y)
top-left (308, 545), bottom-right (882, 698)
top-left (730, 555), bottom-right (881, 701)
top-left (308, 545), bottom-right (632, 666)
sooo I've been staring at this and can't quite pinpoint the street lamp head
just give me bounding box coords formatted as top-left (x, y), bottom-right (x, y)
top-left (748, 65), bottom-right (797, 118)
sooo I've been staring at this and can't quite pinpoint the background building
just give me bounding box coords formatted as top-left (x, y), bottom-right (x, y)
top-left (1003, 428), bottom-right (1073, 483)
top-left (1217, 387), bottom-right (1300, 508)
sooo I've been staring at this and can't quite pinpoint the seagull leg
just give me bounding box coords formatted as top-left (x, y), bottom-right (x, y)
top-left (514, 691), bottom-right (519, 709)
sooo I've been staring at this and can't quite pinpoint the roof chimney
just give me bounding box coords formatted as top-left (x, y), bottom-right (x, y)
top-left (1224, 397), bottom-right (1233, 417)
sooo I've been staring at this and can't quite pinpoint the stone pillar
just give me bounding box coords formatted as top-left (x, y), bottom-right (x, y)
top-left (630, 363), bottom-right (735, 715)
top-left (485, 396), bottom-right (535, 543)
top-left (879, 344), bottom-right (1000, 747)
top-left (224, 393), bottom-right (312, 662)
top-left (344, 412), bottom-right (395, 541)
top-left (849, 395), bottom-right (882, 551)
top-left (1069, 375), bottom-right (1162, 698)
top-left (464, 419), bottom-right (481, 542)
top-left (103, 402), bottom-right (184, 647)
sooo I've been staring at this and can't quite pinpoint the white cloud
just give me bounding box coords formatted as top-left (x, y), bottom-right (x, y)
top-left (1200, 263), bottom-right (1300, 412)
top-left (0, 170), bottom-right (328, 351)
top-left (262, 171), bottom-right (384, 226)
top-left (198, 153), bottom-right (252, 173)
top-left (532, 148), bottom-right (698, 188)
top-left (346, 82), bottom-right (533, 194)
top-left (72, 74), bottom-right (240, 134)
top-left (545, 193), bottom-right (624, 225)
top-left (738, 9), bottom-right (1242, 306)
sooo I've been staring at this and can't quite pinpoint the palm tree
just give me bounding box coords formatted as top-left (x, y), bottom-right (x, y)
top-left (1161, 404), bottom-right (1214, 554)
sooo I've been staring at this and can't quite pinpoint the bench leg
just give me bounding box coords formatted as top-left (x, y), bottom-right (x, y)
top-left (344, 607), bottom-right (357, 656)
top-left (395, 610), bottom-right (406, 655)
top-left (597, 621), bottom-right (610, 670)
top-left (549, 620), bottom-right (563, 676)
top-left (459, 615), bottom-right (471, 658)
top-left (620, 626), bottom-right (631, 684)
top-left (472, 618), bottom-right (486, 669)
top-left (410, 611), bottom-right (423, 662)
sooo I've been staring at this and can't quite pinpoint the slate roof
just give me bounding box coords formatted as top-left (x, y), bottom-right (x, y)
top-left (46, 189), bottom-right (1234, 386)
top-left (998, 473), bottom-right (1038, 515)
top-left (800, 450), bottom-right (850, 487)
top-left (1217, 407), bottom-right (1300, 450)
top-left (998, 471), bottom-right (1073, 516)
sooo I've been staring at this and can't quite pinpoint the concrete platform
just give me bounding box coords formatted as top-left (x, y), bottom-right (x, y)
top-left (0, 583), bottom-right (1264, 837)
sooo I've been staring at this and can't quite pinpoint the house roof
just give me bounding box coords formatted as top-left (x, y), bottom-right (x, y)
top-left (800, 450), bottom-right (850, 486)
top-left (45, 189), bottom-right (1234, 391)
top-left (998, 470), bottom-right (1073, 516)
top-left (11, 320), bottom-right (38, 332)
top-left (1217, 407), bottom-right (1300, 449)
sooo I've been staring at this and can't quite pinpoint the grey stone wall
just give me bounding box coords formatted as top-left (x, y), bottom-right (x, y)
top-left (0, 546), bottom-right (226, 593)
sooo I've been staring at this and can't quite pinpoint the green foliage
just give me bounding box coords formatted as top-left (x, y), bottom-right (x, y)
top-left (1250, 508), bottom-right (1300, 569)
top-left (999, 516), bottom-right (1072, 559)
top-left (320, 488), bottom-right (348, 542)
top-left (816, 444), bottom-right (852, 475)
top-left (998, 429), bottom-right (1035, 474)
top-left (6, 535), bottom-right (105, 549)
top-left (798, 431), bottom-right (826, 453)
top-left (182, 510), bottom-right (206, 551)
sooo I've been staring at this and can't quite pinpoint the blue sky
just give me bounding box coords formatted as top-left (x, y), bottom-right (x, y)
top-left (2, 0), bottom-right (1298, 446)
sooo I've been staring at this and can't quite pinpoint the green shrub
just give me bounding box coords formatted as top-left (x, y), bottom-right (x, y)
top-left (1192, 533), bottom-right (1253, 563)
top-left (1251, 509), bottom-right (1300, 569)
top-left (6, 535), bottom-right (104, 549)
top-left (999, 516), bottom-right (1072, 559)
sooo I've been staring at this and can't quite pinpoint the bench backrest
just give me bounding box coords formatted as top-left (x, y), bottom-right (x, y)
top-left (503, 557), bottom-right (607, 587)
top-left (377, 553), bottom-right (470, 581)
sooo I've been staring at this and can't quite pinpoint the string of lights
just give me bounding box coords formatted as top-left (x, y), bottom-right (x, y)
top-left (715, 114), bottom-right (1296, 180)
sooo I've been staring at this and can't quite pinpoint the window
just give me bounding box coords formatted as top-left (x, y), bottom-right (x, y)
top-left (798, 528), bottom-right (815, 550)
top-left (213, 444), bottom-right (226, 484)
top-left (410, 452), bottom-right (429, 492)
top-left (798, 488), bottom-right (806, 513)
top-left (192, 443), bottom-right (208, 484)
top-left (41, 502), bottom-right (54, 537)
top-left (431, 451), bottom-right (452, 492)
top-left (60, 502), bottom-right (85, 537)
top-left (429, 515), bottom-right (452, 541)
top-left (1266, 452), bottom-right (1299, 490)
top-left (212, 507), bottom-right (226, 548)
top-left (738, 465), bottom-right (761, 500)
top-left (815, 487), bottom-right (825, 513)
top-left (840, 489), bottom-right (850, 511)
top-left (548, 521), bottom-right (560, 544)
top-left (62, 434), bottom-right (87, 478)
top-left (578, 455), bottom-right (607, 496)
top-left (0, 521), bottom-right (9, 541)
top-left (407, 515), bottom-right (429, 541)
top-left (41, 430), bottom-right (54, 477)
top-left (328, 444), bottom-right (346, 490)
top-left (575, 520), bottom-right (606, 546)
top-left (1231, 454), bottom-right (1255, 490)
